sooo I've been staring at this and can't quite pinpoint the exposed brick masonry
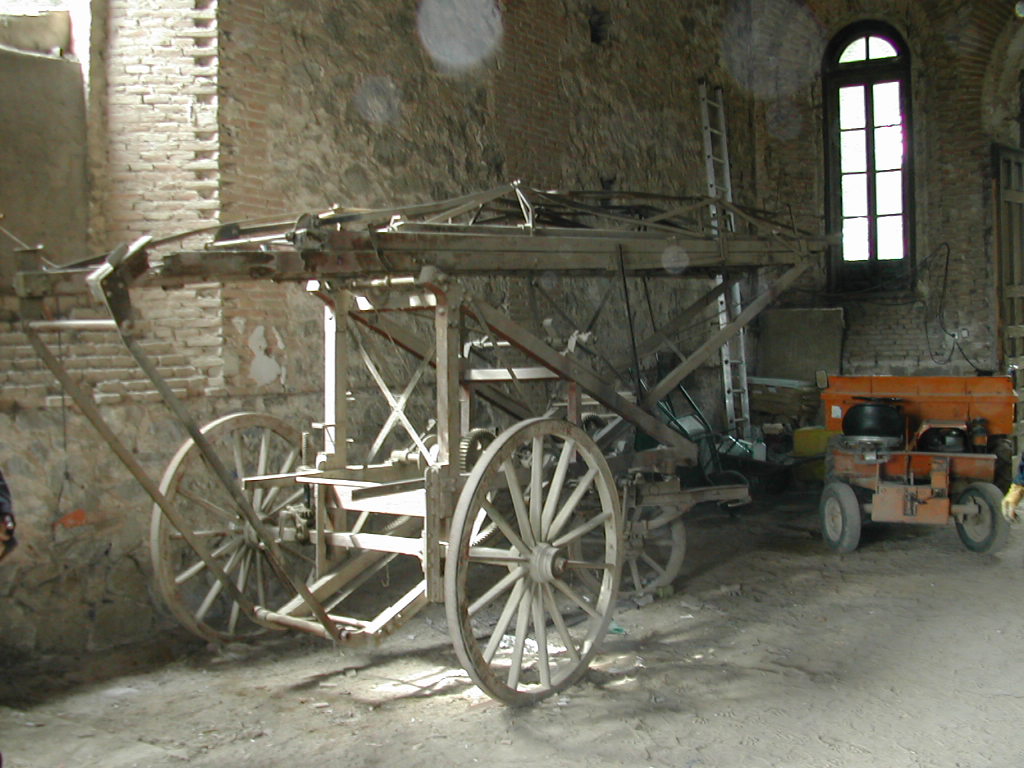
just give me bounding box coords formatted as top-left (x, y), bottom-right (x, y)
top-left (103, 0), bottom-right (219, 244)
top-left (494, 1), bottom-right (568, 188)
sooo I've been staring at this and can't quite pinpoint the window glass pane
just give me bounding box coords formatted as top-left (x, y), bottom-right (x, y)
top-left (877, 215), bottom-right (904, 260)
top-left (839, 86), bottom-right (865, 129)
top-left (872, 81), bottom-right (901, 126)
top-left (840, 130), bottom-right (866, 173)
top-left (843, 217), bottom-right (870, 261)
top-left (867, 36), bottom-right (898, 59)
top-left (874, 125), bottom-right (904, 170)
top-left (876, 170), bottom-right (903, 214)
top-left (839, 37), bottom-right (867, 63)
top-left (842, 173), bottom-right (868, 217)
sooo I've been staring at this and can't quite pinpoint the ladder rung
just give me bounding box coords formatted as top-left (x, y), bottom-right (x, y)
top-left (27, 319), bottom-right (118, 332)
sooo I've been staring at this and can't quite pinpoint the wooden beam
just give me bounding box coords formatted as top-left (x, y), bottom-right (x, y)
top-left (641, 259), bottom-right (813, 408)
top-left (466, 296), bottom-right (698, 460)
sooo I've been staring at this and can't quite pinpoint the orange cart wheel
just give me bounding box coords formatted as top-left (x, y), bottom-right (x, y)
top-left (819, 481), bottom-right (862, 554)
top-left (955, 482), bottom-right (1010, 554)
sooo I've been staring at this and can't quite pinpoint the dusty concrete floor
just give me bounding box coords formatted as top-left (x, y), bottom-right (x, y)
top-left (4, 488), bottom-right (1024, 768)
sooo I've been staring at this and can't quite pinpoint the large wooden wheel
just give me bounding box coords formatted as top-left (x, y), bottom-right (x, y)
top-left (444, 418), bottom-right (623, 705)
top-left (150, 412), bottom-right (308, 643)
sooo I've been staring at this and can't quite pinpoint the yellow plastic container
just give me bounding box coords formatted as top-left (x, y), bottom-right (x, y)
top-left (792, 426), bottom-right (839, 481)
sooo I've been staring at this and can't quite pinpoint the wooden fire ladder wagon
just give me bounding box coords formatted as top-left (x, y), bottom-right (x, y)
top-left (14, 183), bottom-right (827, 704)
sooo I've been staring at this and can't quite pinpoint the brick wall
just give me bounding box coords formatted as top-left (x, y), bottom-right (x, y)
top-left (100, 0), bottom-right (219, 245)
top-left (0, 297), bottom-right (209, 408)
top-left (494, 1), bottom-right (568, 187)
top-left (217, 0), bottom-right (285, 221)
top-left (84, 0), bottom-right (226, 398)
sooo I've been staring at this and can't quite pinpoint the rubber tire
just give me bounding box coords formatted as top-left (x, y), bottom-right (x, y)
top-left (955, 482), bottom-right (1010, 554)
top-left (819, 481), bottom-right (862, 554)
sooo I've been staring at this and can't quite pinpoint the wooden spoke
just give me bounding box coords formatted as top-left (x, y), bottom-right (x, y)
top-left (231, 432), bottom-right (246, 488)
top-left (546, 466), bottom-right (598, 541)
top-left (173, 537), bottom-right (242, 585)
top-left (552, 509), bottom-right (611, 548)
top-left (506, 587), bottom-right (533, 689)
top-left (529, 435), bottom-right (544, 535)
top-left (252, 429), bottom-right (270, 512)
top-left (478, 496), bottom-right (531, 556)
top-left (196, 546), bottom-right (244, 622)
top-left (469, 565), bottom-right (527, 616)
top-left (542, 583), bottom-right (581, 663)
top-left (175, 487), bottom-right (237, 524)
top-left (502, 460), bottom-right (535, 548)
top-left (550, 574), bottom-right (602, 620)
top-left (531, 584), bottom-right (551, 688)
top-left (640, 553), bottom-right (668, 578)
top-left (255, 551), bottom-right (267, 608)
top-left (228, 551), bottom-right (253, 635)
top-left (541, 438), bottom-right (576, 539)
top-left (629, 558), bottom-right (644, 595)
top-left (482, 579), bottom-right (527, 663)
top-left (261, 447), bottom-right (300, 512)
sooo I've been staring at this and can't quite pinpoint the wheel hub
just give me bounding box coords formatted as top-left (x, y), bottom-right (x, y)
top-left (528, 542), bottom-right (566, 583)
top-left (625, 524), bottom-right (647, 559)
top-left (234, 520), bottom-right (261, 547)
top-left (824, 498), bottom-right (842, 538)
top-left (959, 499), bottom-right (989, 534)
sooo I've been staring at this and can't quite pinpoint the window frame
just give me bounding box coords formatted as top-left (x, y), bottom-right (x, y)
top-left (823, 21), bottom-right (915, 292)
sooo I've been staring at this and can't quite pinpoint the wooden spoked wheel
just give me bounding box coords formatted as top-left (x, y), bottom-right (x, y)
top-left (623, 511), bottom-right (686, 596)
top-left (150, 413), bottom-right (307, 643)
top-left (445, 418), bottom-right (623, 705)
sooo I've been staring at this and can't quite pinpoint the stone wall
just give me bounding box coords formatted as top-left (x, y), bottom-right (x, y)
top-left (0, 392), bottom-right (319, 653)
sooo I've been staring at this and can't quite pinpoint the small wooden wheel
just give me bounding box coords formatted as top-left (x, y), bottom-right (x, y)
top-left (623, 511), bottom-right (686, 596)
top-left (150, 412), bottom-right (308, 643)
top-left (444, 418), bottom-right (623, 705)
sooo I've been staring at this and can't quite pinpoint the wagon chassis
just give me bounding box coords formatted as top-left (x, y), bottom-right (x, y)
top-left (15, 183), bottom-right (827, 704)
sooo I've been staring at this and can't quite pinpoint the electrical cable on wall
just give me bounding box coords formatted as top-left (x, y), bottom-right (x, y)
top-left (920, 242), bottom-right (984, 372)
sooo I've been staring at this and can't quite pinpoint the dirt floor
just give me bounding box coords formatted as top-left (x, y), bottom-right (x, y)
top-left (4, 487), bottom-right (1024, 768)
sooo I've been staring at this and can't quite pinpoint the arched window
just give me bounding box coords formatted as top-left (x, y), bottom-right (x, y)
top-left (823, 22), bottom-right (912, 291)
